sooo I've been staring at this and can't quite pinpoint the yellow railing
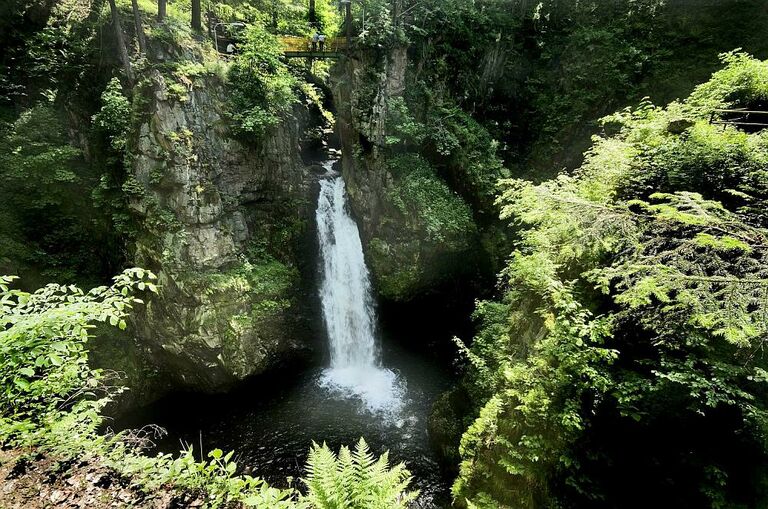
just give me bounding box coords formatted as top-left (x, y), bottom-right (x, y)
top-left (278, 36), bottom-right (350, 54)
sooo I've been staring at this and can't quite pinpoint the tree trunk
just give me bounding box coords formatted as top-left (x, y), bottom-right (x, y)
top-left (131, 0), bottom-right (147, 54)
top-left (345, 2), bottom-right (352, 40)
top-left (157, 0), bottom-right (166, 21)
top-left (271, 0), bottom-right (278, 30)
top-left (392, 0), bottom-right (401, 28)
top-left (107, 0), bottom-right (134, 83)
top-left (191, 0), bottom-right (201, 31)
top-left (309, 0), bottom-right (316, 25)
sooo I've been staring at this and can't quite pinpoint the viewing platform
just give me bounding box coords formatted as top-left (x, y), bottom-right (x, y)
top-left (279, 36), bottom-right (351, 59)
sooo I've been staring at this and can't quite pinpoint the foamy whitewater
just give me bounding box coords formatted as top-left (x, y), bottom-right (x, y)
top-left (315, 162), bottom-right (404, 414)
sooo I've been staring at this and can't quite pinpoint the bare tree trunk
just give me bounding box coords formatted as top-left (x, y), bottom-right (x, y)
top-left (392, 0), bottom-right (401, 28)
top-left (191, 0), bottom-right (201, 31)
top-left (345, 1), bottom-right (351, 39)
top-left (157, 0), bottom-right (166, 21)
top-left (309, 0), bottom-right (316, 25)
top-left (131, 0), bottom-right (147, 54)
top-left (107, 0), bottom-right (134, 83)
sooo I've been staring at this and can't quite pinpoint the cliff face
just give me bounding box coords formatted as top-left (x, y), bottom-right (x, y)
top-left (332, 47), bottom-right (478, 301)
top-left (127, 69), bottom-right (314, 391)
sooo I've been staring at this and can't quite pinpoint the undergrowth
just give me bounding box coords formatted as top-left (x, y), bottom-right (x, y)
top-left (0, 269), bottom-right (417, 508)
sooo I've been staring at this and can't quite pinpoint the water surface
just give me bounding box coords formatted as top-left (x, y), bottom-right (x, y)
top-left (119, 337), bottom-right (454, 507)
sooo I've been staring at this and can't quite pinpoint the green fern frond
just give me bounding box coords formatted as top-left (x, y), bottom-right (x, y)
top-left (302, 438), bottom-right (418, 509)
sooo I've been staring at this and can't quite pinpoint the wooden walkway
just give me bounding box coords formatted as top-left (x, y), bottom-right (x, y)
top-left (279, 36), bottom-right (350, 58)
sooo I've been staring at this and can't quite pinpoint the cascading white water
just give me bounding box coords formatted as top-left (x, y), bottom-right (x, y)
top-left (316, 162), bottom-right (403, 413)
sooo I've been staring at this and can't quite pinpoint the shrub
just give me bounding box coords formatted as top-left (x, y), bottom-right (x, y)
top-left (453, 53), bottom-right (768, 508)
top-left (228, 24), bottom-right (299, 137)
top-left (93, 78), bottom-right (131, 152)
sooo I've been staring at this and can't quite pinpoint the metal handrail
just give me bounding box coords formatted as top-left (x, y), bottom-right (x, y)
top-left (212, 22), bottom-right (246, 54)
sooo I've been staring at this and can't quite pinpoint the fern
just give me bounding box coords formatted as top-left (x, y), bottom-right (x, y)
top-left (302, 438), bottom-right (418, 509)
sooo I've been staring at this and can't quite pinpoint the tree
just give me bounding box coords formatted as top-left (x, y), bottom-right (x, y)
top-left (191, 0), bottom-right (201, 31)
top-left (130, 0), bottom-right (147, 54)
top-left (107, 0), bottom-right (133, 83)
top-left (157, 0), bottom-right (166, 21)
top-left (309, 0), bottom-right (317, 25)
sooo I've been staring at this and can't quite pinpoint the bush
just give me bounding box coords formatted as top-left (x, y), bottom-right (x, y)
top-left (93, 78), bottom-right (131, 152)
top-left (228, 24), bottom-right (299, 137)
top-left (0, 268), bottom-right (156, 444)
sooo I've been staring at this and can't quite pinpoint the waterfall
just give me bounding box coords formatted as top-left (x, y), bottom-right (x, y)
top-left (315, 162), bottom-right (403, 413)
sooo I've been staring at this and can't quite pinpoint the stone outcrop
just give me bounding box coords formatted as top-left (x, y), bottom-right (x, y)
top-left (127, 68), bottom-right (314, 391)
top-left (332, 47), bottom-right (478, 301)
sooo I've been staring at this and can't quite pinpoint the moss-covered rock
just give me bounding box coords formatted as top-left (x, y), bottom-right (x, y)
top-left (127, 57), bottom-right (315, 391)
top-left (364, 155), bottom-right (477, 300)
top-left (332, 47), bottom-right (484, 301)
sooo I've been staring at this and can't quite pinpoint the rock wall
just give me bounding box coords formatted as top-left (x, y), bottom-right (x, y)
top-left (332, 47), bottom-right (479, 301)
top-left (127, 69), bottom-right (314, 391)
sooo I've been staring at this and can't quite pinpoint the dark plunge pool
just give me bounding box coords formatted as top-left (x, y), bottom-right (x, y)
top-left (115, 332), bottom-right (457, 508)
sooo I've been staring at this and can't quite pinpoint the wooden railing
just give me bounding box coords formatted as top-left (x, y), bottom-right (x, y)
top-left (710, 109), bottom-right (768, 130)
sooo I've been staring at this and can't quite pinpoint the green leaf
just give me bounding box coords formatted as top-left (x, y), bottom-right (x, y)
top-left (18, 367), bottom-right (35, 377)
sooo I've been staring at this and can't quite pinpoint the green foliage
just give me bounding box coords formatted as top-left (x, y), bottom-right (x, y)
top-left (688, 51), bottom-right (768, 112)
top-left (0, 103), bottom-right (116, 285)
top-left (387, 154), bottom-right (475, 243)
top-left (453, 54), bottom-right (768, 508)
top-left (208, 0), bottom-right (341, 36)
top-left (399, 0), bottom-right (768, 177)
top-left (361, 155), bottom-right (479, 300)
top-left (385, 97), bottom-right (508, 213)
top-left (302, 438), bottom-right (417, 509)
top-left (430, 106), bottom-right (509, 212)
top-left (0, 268), bottom-right (155, 443)
top-left (0, 270), bottom-right (415, 508)
top-left (384, 97), bottom-right (426, 146)
top-left (199, 253), bottom-right (298, 322)
top-left (355, 0), bottom-right (406, 49)
top-left (228, 24), bottom-right (299, 137)
top-left (119, 446), bottom-right (300, 508)
top-left (93, 78), bottom-right (132, 152)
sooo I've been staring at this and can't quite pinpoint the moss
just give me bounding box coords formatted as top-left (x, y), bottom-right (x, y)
top-left (387, 154), bottom-right (476, 244)
top-left (193, 254), bottom-right (298, 323)
top-left (166, 82), bottom-right (190, 103)
top-left (368, 237), bottom-right (423, 300)
top-left (360, 155), bottom-right (479, 300)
